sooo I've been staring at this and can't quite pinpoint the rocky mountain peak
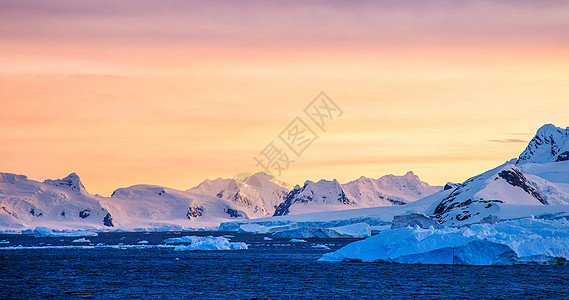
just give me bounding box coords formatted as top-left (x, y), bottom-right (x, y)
top-left (517, 124), bottom-right (569, 164)
top-left (43, 173), bottom-right (86, 193)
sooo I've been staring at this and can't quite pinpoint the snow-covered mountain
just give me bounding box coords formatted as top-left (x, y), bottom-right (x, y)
top-left (517, 124), bottom-right (569, 164)
top-left (428, 124), bottom-right (569, 226)
top-left (103, 185), bottom-right (253, 230)
top-left (429, 162), bottom-right (563, 225)
top-left (273, 172), bottom-right (441, 216)
top-left (0, 172), bottom-right (261, 231)
top-left (5, 124), bottom-right (566, 233)
top-left (0, 169), bottom-right (439, 230)
top-left (274, 179), bottom-right (353, 216)
top-left (0, 173), bottom-right (113, 231)
top-left (188, 172), bottom-right (291, 218)
top-left (343, 171), bottom-right (441, 207)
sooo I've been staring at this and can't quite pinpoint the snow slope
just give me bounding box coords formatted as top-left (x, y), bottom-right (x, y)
top-left (101, 185), bottom-right (253, 231)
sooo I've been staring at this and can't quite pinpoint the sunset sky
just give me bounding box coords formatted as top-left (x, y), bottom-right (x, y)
top-left (1, 1), bottom-right (568, 196)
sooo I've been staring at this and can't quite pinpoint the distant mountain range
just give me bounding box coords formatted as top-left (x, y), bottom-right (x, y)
top-left (0, 163), bottom-right (440, 232)
top-left (2, 123), bottom-right (567, 232)
top-left (273, 172), bottom-right (441, 216)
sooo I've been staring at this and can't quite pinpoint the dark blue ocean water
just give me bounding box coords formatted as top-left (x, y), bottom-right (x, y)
top-left (1, 231), bottom-right (568, 299)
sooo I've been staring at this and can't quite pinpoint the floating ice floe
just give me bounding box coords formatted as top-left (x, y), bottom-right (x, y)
top-left (164, 236), bottom-right (248, 251)
top-left (289, 238), bottom-right (306, 243)
top-left (72, 238), bottom-right (91, 243)
top-left (319, 218), bottom-right (569, 265)
top-left (312, 244), bottom-right (331, 250)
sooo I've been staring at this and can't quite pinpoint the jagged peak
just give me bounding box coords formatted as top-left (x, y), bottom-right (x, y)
top-left (302, 178), bottom-right (341, 187)
top-left (517, 124), bottom-right (569, 165)
top-left (43, 172), bottom-right (86, 193)
top-left (346, 171), bottom-right (431, 187)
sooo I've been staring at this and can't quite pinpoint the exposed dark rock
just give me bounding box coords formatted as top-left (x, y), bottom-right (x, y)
top-left (103, 212), bottom-right (114, 227)
top-left (386, 198), bottom-right (407, 206)
top-left (2, 206), bottom-right (12, 215)
top-left (557, 151), bottom-right (569, 162)
top-left (338, 190), bottom-right (351, 205)
top-left (186, 206), bottom-right (204, 220)
top-left (224, 207), bottom-right (245, 218)
top-left (444, 183), bottom-right (459, 191)
top-left (498, 169), bottom-right (546, 204)
top-left (456, 213), bottom-right (471, 221)
top-left (273, 185), bottom-right (303, 216)
top-left (79, 210), bottom-right (91, 218)
top-left (28, 207), bottom-right (42, 217)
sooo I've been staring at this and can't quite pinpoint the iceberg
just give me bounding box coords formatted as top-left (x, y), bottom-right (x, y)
top-left (320, 219), bottom-right (569, 265)
top-left (164, 236), bottom-right (248, 251)
top-left (289, 238), bottom-right (306, 243)
top-left (72, 238), bottom-right (91, 243)
top-left (31, 227), bottom-right (98, 237)
top-left (312, 244), bottom-right (331, 250)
